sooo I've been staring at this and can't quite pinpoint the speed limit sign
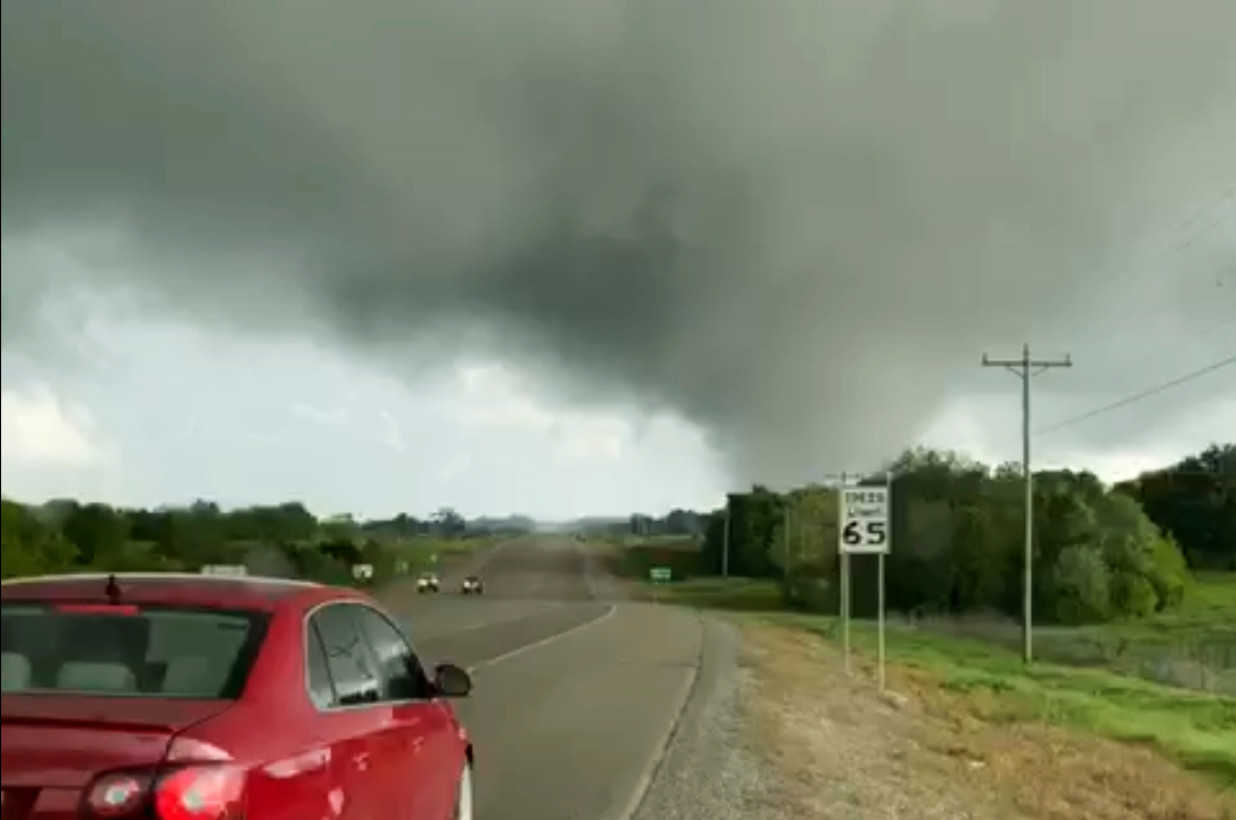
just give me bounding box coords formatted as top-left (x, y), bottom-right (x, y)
top-left (838, 486), bottom-right (890, 554)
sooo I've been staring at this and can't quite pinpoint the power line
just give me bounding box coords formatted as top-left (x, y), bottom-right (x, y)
top-left (1036, 353), bottom-right (1236, 436)
top-left (1170, 182), bottom-right (1235, 240)
top-left (1083, 183), bottom-right (1236, 289)
top-left (1073, 185), bottom-right (1236, 366)
top-left (1174, 213), bottom-right (1231, 251)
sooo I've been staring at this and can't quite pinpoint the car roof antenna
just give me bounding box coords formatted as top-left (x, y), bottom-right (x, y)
top-left (104, 574), bottom-right (122, 604)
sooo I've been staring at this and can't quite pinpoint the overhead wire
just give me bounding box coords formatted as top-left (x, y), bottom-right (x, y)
top-left (1049, 182), bottom-right (1236, 397)
top-left (1035, 353), bottom-right (1236, 436)
top-left (1081, 182), bottom-right (1235, 361)
top-left (1171, 183), bottom-right (1235, 250)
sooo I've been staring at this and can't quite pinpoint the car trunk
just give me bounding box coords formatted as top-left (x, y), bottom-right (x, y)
top-left (0, 696), bottom-right (231, 819)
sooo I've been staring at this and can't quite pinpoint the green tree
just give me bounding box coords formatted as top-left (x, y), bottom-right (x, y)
top-left (61, 502), bottom-right (129, 566)
top-left (1, 500), bottom-right (79, 578)
top-left (1116, 444), bottom-right (1235, 570)
top-left (431, 507), bottom-right (467, 537)
top-left (1051, 545), bottom-right (1111, 624)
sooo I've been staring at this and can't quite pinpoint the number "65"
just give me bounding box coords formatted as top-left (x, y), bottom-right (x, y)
top-left (842, 520), bottom-right (886, 545)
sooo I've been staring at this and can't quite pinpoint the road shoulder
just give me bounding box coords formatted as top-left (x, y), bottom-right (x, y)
top-left (632, 614), bottom-right (788, 820)
top-left (737, 619), bottom-right (1234, 820)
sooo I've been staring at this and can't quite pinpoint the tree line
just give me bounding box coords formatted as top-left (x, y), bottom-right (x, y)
top-left (1, 499), bottom-right (532, 584)
top-left (1114, 444), bottom-right (1234, 571)
top-left (629, 444), bottom-right (1233, 625)
top-left (4, 443), bottom-right (1229, 625)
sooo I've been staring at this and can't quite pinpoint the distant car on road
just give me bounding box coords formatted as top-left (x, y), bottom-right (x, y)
top-left (460, 575), bottom-right (485, 596)
top-left (417, 572), bottom-right (440, 593)
top-left (1, 572), bottom-right (475, 820)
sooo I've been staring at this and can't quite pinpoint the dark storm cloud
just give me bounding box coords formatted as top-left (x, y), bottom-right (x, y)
top-left (3, 0), bottom-right (1235, 483)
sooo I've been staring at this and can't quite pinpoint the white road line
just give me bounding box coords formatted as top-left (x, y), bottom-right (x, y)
top-left (465, 604), bottom-right (618, 674)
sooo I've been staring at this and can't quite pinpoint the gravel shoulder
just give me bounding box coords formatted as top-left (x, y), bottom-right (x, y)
top-left (633, 614), bottom-right (790, 820)
top-left (585, 546), bottom-right (781, 820)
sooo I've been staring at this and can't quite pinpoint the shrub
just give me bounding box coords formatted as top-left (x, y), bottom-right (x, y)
top-left (1052, 545), bottom-right (1112, 624)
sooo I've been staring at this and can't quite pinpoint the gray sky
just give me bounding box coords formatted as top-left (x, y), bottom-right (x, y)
top-left (2, 0), bottom-right (1234, 519)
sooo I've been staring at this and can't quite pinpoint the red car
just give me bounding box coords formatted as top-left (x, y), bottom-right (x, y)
top-left (0, 572), bottom-right (474, 820)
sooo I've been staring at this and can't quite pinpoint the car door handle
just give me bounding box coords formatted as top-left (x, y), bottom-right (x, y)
top-left (351, 752), bottom-right (371, 771)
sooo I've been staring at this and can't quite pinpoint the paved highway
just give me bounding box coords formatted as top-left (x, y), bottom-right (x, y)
top-left (379, 537), bottom-right (707, 820)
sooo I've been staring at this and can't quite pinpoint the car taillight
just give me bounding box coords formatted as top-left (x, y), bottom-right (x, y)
top-left (83, 765), bottom-right (245, 820)
top-left (84, 772), bottom-right (152, 817)
top-left (154, 765), bottom-right (246, 820)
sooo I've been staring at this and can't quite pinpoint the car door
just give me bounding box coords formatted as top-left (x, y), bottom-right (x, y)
top-left (349, 604), bottom-right (460, 820)
top-left (244, 622), bottom-right (353, 820)
top-left (309, 604), bottom-right (388, 819)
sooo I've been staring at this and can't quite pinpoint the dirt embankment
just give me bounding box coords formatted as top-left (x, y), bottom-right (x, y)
top-left (738, 622), bottom-right (1234, 820)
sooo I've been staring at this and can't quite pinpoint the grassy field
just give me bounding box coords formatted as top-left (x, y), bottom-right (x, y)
top-left (777, 612), bottom-right (1236, 788)
top-left (632, 567), bottom-right (1236, 791)
top-left (382, 534), bottom-right (499, 573)
top-left (631, 570), bottom-right (1236, 690)
top-left (404, 534), bottom-right (499, 556)
top-left (640, 575), bottom-right (786, 609)
top-left (894, 572), bottom-right (1236, 695)
top-left (222, 534), bottom-right (500, 585)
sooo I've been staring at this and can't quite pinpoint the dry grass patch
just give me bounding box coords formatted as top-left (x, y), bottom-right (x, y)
top-left (739, 620), bottom-right (1234, 820)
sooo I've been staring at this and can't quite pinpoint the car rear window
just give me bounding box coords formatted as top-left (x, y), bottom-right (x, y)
top-left (0, 603), bottom-right (268, 699)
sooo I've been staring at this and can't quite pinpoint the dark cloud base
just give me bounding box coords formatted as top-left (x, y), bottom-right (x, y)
top-left (3, 0), bottom-right (1234, 484)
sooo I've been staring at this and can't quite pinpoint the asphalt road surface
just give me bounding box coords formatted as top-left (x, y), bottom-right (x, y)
top-left (379, 537), bottom-right (706, 820)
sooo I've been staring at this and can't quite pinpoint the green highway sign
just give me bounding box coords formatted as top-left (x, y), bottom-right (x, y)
top-left (649, 567), bottom-right (671, 583)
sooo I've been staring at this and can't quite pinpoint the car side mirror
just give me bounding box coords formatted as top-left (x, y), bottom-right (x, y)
top-left (433, 662), bottom-right (472, 698)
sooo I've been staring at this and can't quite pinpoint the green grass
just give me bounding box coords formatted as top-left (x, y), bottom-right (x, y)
top-left (382, 535), bottom-right (499, 575)
top-left (769, 613), bottom-right (1236, 788)
top-left (640, 570), bottom-right (1236, 693)
top-left (622, 534), bottom-right (701, 548)
top-left (643, 576), bottom-right (785, 610)
top-left (635, 571), bottom-right (1236, 788)
top-left (409, 535), bottom-right (499, 555)
top-left (1008, 572), bottom-right (1236, 693)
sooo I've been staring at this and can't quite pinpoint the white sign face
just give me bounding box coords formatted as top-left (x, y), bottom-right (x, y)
top-left (838, 486), bottom-right (890, 554)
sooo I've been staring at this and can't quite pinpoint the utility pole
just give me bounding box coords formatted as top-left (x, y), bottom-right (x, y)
top-left (783, 498), bottom-right (791, 579)
top-left (983, 343), bottom-right (1072, 664)
top-left (721, 495), bottom-right (731, 577)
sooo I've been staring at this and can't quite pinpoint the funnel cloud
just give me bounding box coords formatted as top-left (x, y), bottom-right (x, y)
top-left (3, 0), bottom-right (1234, 485)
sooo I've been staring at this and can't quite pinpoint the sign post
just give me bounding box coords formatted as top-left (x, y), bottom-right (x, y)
top-left (838, 479), bottom-right (891, 690)
top-left (839, 473), bottom-right (850, 675)
top-left (649, 566), bottom-right (671, 606)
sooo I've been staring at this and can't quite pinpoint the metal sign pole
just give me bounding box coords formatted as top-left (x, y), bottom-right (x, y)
top-left (877, 551), bottom-right (885, 691)
top-left (840, 471), bottom-right (851, 676)
top-left (783, 500), bottom-right (791, 579)
top-left (878, 474), bottom-right (890, 692)
top-left (842, 550), bottom-right (851, 675)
